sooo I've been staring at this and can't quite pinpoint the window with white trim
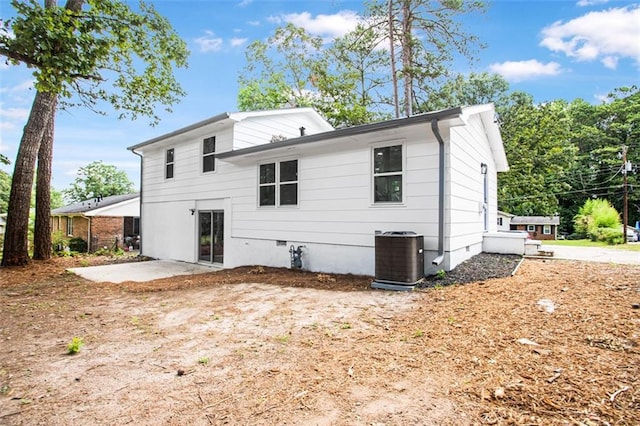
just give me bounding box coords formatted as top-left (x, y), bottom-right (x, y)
top-left (259, 160), bottom-right (298, 207)
top-left (543, 225), bottom-right (551, 235)
top-left (203, 137), bottom-right (216, 173)
top-left (527, 224), bottom-right (536, 232)
top-left (66, 217), bottom-right (74, 236)
top-left (497, 217), bottom-right (503, 226)
top-left (373, 144), bottom-right (403, 203)
top-left (165, 148), bottom-right (174, 179)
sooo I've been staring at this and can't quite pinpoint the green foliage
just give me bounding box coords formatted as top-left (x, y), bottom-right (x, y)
top-left (198, 356), bottom-right (209, 366)
top-left (498, 94), bottom-right (577, 216)
top-left (51, 230), bottom-right (69, 253)
top-left (67, 336), bottom-right (84, 354)
top-left (63, 161), bottom-right (134, 203)
top-left (68, 237), bottom-right (88, 252)
top-left (573, 198), bottom-right (622, 244)
top-left (0, 170), bottom-right (10, 214)
top-left (0, 0), bottom-right (189, 123)
top-left (436, 269), bottom-right (446, 280)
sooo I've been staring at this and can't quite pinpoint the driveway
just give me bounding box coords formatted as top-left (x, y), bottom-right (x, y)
top-left (67, 260), bottom-right (221, 283)
top-left (540, 243), bottom-right (640, 265)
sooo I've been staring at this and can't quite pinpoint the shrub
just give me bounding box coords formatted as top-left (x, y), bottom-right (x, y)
top-left (574, 199), bottom-right (622, 244)
top-left (51, 230), bottom-right (69, 253)
top-left (591, 227), bottom-right (624, 245)
top-left (68, 237), bottom-right (88, 253)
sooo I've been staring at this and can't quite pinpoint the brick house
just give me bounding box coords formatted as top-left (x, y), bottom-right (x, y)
top-left (510, 215), bottom-right (560, 240)
top-left (51, 193), bottom-right (140, 252)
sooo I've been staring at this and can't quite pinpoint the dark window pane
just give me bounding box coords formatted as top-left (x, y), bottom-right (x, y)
top-left (280, 183), bottom-right (298, 205)
top-left (259, 186), bottom-right (276, 206)
top-left (203, 155), bottom-right (215, 172)
top-left (166, 148), bottom-right (174, 163)
top-left (374, 175), bottom-right (403, 202)
top-left (260, 163), bottom-right (275, 184)
top-left (374, 145), bottom-right (402, 173)
top-left (166, 163), bottom-right (174, 179)
top-left (203, 137), bottom-right (215, 154)
top-left (280, 160), bottom-right (298, 182)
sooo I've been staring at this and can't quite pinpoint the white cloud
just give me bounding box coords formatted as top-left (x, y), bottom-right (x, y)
top-left (194, 31), bottom-right (223, 52)
top-left (576, 0), bottom-right (611, 6)
top-left (540, 6), bottom-right (640, 68)
top-left (247, 20), bottom-right (260, 27)
top-left (489, 60), bottom-right (563, 82)
top-left (237, 0), bottom-right (252, 7)
top-left (278, 10), bottom-right (361, 40)
top-left (230, 37), bottom-right (248, 48)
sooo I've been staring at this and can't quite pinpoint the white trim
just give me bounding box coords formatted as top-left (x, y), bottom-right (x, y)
top-left (370, 140), bottom-right (405, 205)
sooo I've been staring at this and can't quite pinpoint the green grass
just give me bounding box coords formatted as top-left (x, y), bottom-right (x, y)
top-left (543, 239), bottom-right (640, 251)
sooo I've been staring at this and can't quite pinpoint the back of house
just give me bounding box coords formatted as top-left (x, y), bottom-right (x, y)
top-left (128, 105), bottom-right (508, 277)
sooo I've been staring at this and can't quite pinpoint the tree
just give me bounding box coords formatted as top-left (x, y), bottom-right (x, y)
top-left (0, 0), bottom-right (188, 265)
top-left (368, 0), bottom-right (486, 116)
top-left (421, 72), bottom-right (511, 112)
top-left (498, 93), bottom-right (577, 216)
top-left (238, 24), bottom-right (322, 113)
top-left (63, 161), bottom-right (135, 203)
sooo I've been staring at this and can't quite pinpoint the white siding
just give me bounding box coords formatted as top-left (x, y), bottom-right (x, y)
top-left (136, 106), bottom-right (507, 276)
top-left (233, 112), bottom-right (333, 149)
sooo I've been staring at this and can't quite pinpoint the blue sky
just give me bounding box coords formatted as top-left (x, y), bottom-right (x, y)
top-left (1, 0), bottom-right (638, 192)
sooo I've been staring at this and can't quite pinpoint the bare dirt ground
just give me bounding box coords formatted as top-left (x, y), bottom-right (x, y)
top-left (1, 255), bottom-right (638, 425)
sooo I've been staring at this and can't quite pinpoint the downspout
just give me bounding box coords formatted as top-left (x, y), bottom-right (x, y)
top-left (131, 148), bottom-right (143, 254)
top-left (431, 119), bottom-right (445, 266)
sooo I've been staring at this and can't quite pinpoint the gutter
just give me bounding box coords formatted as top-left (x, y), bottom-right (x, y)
top-left (431, 118), bottom-right (445, 266)
top-left (131, 148), bottom-right (143, 254)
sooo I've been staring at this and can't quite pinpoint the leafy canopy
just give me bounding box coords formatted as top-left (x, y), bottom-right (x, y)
top-left (0, 0), bottom-right (189, 124)
top-left (63, 160), bottom-right (135, 203)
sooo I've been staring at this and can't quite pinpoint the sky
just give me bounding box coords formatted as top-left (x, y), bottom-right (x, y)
top-left (0, 0), bottom-right (639, 193)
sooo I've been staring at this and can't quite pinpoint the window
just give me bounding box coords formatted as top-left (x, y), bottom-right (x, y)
top-left (373, 145), bottom-right (403, 203)
top-left (497, 217), bottom-right (503, 226)
top-left (203, 136), bottom-right (216, 173)
top-left (165, 148), bottom-right (174, 179)
top-left (66, 217), bottom-right (74, 236)
top-left (259, 160), bottom-right (298, 207)
top-left (543, 225), bottom-right (551, 235)
top-left (133, 217), bottom-right (140, 235)
top-left (527, 224), bottom-right (536, 232)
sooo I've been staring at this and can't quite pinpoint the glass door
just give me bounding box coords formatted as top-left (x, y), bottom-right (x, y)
top-left (198, 210), bottom-right (224, 264)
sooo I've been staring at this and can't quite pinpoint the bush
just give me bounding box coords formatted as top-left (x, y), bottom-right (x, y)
top-left (68, 237), bottom-right (88, 253)
top-left (591, 228), bottom-right (624, 245)
top-left (51, 230), bottom-right (69, 253)
top-left (574, 199), bottom-right (622, 244)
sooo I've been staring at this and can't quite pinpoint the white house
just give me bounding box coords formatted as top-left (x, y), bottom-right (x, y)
top-left (128, 105), bottom-right (509, 276)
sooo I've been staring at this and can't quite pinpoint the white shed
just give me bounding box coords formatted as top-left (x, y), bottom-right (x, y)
top-left (128, 105), bottom-right (509, 276)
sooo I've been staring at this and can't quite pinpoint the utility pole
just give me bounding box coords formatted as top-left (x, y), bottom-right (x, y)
top-left (622, 145), bottom-right (628, 244)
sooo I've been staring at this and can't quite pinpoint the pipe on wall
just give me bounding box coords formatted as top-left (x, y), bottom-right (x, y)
top-left (431, 118), bottom-right (445, 266)
top-left (131, 148), bottom-right (143, 255)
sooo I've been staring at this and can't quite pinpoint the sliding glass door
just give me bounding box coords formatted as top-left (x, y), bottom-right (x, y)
top-left (198, 210), bottom-right (224, 264)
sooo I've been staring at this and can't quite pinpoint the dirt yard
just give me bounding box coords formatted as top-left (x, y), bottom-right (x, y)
top-left (1, 256), bottom-right (638, 425)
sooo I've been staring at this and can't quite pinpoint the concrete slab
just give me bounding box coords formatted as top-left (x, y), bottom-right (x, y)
top-left (68, 260), bottom-right (221, 284)
top-left (540, 244), bottom-right (640, 265)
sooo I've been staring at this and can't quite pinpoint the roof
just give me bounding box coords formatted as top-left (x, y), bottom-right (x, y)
top-left (497, 210), bottom-right (515, 218)
top-left (215, 104), bottom-right (508, 172)
top-left (52, 193), bottom-right (139, 215)
top-left (127, 107), bottom-right (332, 151)
top-left (511, 216), bottom-right (560, 225)
top-left (217, 106), bottom-right (464, 160)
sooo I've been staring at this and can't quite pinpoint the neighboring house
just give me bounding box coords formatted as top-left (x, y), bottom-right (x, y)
top-left (497, 210), bottom-right (514, 232)
top-left (0, 213), bottom-right (6, 236)
top-left (510, 215), bottom-right (560, 240)
top-left (127, 105), bottom-right (509, 276)
top-left (51, 193), bottom-right (140, 252)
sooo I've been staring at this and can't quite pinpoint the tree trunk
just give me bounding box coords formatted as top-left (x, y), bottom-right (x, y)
top-left (401, 0), bottom-right (413, 117)
top-left (1, 91), bottom-right (57, 266)
top-left (33, 99), bottom-right (57, 260)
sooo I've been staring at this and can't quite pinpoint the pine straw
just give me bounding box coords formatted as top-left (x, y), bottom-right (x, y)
top-left (1, 256), bottom-right (638, 424)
